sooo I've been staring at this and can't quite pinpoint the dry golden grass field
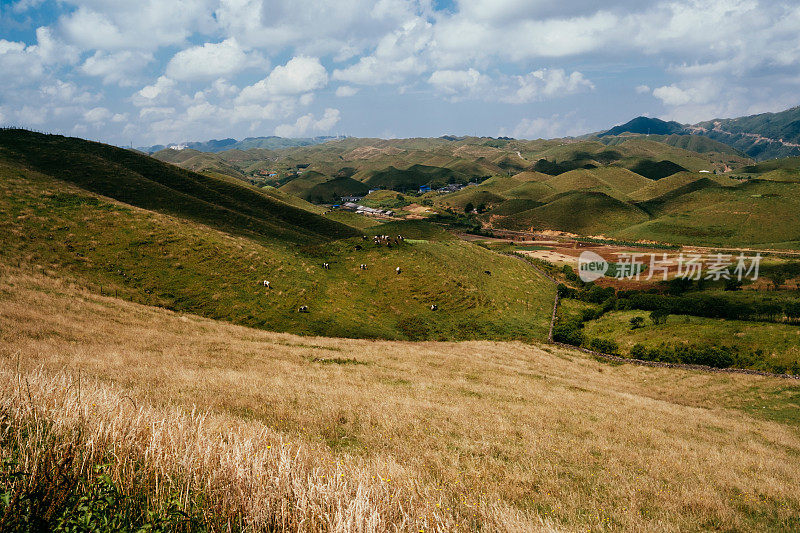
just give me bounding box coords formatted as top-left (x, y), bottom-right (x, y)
top-left (2, 265), bottom-right (800, 531)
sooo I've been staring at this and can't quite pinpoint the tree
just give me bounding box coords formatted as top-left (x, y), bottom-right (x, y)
top-left (464, 202), bottom-right (474, 214)
top-left (650, 308), bottom-right (669, 325)
top-left (630, 316), bottom-right (645, 329)
top-left (476, 203), bottom-right (486, 213)
top-left (767, 271), bottom-right (786, 290)
top-left (724, 278), bottom-right (743, 291)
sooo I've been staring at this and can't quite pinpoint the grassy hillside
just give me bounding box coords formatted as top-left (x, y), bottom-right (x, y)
top-left (0, 129), bottom-right (357, 244)
top-left (694, 106), bottom-right (800, 160)
top-left (584, 310), bottom-right (800, 369)
top-left (302, 176), bottom-right (369, 204)
top-left (495, 191), bottom-right (649, 234)
top-left (3, 268), bottom-right (800, 531)
top-left (619, 179), bottom-right (800, 246)
top-left (0, 137), bottom-right (554, 341)
top-left (543, 167), bottom-right (652, 195)
top-left (277, 170), bottom-right (330, 197)
top-left (363, 164), bottom-right (469, 190)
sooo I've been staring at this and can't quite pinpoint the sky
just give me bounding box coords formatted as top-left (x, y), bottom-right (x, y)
top-left (1, 0), bottom-right (799, 146)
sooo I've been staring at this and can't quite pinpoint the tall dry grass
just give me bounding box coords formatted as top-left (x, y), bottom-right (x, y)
top-left (0, 366), bottom-right (559, 532)
top-left (1, 265), bottom-right (800, 531)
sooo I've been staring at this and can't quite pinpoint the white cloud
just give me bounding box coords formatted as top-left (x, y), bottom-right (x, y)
top-left (635, 84), bottom-right (651, 94)
top-left (653, 79), bottom-right (719, 107)
top-left (132, 76), bottom-right (177, 106)
top-left (503, 69), bottom-right (594, 103)
top-left (238, 56), bottom-right (328, 103)
top-left (274, 108), bottom-right (341, 137)
top-left (83, 106), bottom-right (113, 124)
top-left (427, 68), bottom-right (491, 100)
top-left (0, 39), bottom-right (45, 82)
top-left (31, 27), bottom-right (79, 65)
top-left (427, 68), bottom-right (593, 103)
top-left (58, 2), bottom-right (215, 52)
top-left (81, 50), bottom-right (153, 86)
top-left (166, 39), bottom-right (260, 81)
top-left (333, 18), bottom-right (432, 85)
top-left (40, 80), bottom-right (96, 104)
top-left (505, 113), bottom-right (588, 139)
top-left (139, 107), bottom-right (175, 120)
top-left (335, 85), bottom-right (359, 97)
top-left (214, 0), bottom-right (420, 54)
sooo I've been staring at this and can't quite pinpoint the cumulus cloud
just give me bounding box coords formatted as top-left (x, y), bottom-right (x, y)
top-left (335, 85), bottom-right (359, 97)
top-left (132, 76), bottom-right (177, 106)
top-left (333, 18), bottom-right (432, 85)
top-left (238, 56), bottom-right (328, 103)
top-left (4, 0), bottom-right (800, 144)
top-left (427, 68), bottom-right (593, 103)
top-left (82, 50), bottom-right (153, 86)
top-left (214, 0), bottom-right (420, 55)
top-left (274, 108), bottom-right (341, 137)
top-left (166, 39), bottom-right (260, 81)
top-left (83, 106), bottom-right (113, 124)
top-left (58, 1), bottom-right (214, 51)
top-left (40, 80), bottom-right (97, 105)
top-left (427, 68), bottom-right (491, 100)
top-left (504, 69), bottom-right (594, 103)
top-left (505, 114), bottom-right (589, 140)
top-left (653, 78), bottom-right (719, 107)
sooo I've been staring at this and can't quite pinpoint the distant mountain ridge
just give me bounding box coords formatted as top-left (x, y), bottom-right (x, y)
top-left (601, 106), bottom-right (800, 161)
top-left (600, 117), bottom-right (684, 137)
top-left (137, 135), bottom-right (344, 154)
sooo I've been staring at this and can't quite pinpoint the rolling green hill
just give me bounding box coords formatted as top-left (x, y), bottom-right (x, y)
top-left (618, 180), bottom-right (800, 246)
top-left (0, 129), bottom-right (555, 341)
top-left (302, 177), bottom-right (368, 204)
top-left (363, 164), bottom-right (469, 190)
top-left (0, 129), bottom-right (357, 244)
top-left (543, 167), bottom-right (652, 195)
top-left (494, 191), bottom-right (650, 234)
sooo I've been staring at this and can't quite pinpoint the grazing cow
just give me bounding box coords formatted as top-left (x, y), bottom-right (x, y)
top-left (360, 264), bottom-right (367, 270)
top-left (430, 304), bottom-right (437, 311)
top-left (263, 280), bottom-right (270, 288)
top-left (323, 262), bottom-right (330, 270)
top-left (298, 305), bottom-right (309, 313)
top-left (484, 270), bottom-right (491, 275)
top-left (355, 245), bottom-right (362, 250)
top-left (396, 267), bottom-right (401, 274)
top-left (361, 235), bottom-right (368, 241)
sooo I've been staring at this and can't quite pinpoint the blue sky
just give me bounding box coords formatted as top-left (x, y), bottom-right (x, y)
top-left (1, 0), bottom-right (799, 146)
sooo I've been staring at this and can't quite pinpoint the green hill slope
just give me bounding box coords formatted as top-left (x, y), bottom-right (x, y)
top-left (0, 129), bottom-right (357, 244)
top-left (363, 164), bottom-right (469, 190)
top-left (302, 177), bottom-right (369, 204)
top-left (692, 107), bottom-right (800, 160)
top-left (619, 180), bottom-right (800, 246)
top-left (544, 167), bottom-right (652, 195)
top-left (495, 191), bottom-right (649, 234)
top-left (0, 130), bottom-right (555, 341)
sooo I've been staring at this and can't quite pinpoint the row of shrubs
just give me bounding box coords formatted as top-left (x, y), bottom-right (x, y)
top-left (554, 318), bottom-right (798, 374)
top-left (557, 282), bottom-right (800, 324)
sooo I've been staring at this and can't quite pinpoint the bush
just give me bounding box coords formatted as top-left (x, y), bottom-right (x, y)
top-left (650, 309), bottom-right (669, 325)
top-left (588, 337), bottom-right (619, 355)
top-left (630, 343), bottom-right (647, 359)
top-left (629, 316), bottom-right (645, 329)
top-left (552, 321), bottom-right (584, 346)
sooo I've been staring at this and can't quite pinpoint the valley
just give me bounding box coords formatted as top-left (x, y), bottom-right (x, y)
top-left (1, 119), bottom-right (799, 531)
